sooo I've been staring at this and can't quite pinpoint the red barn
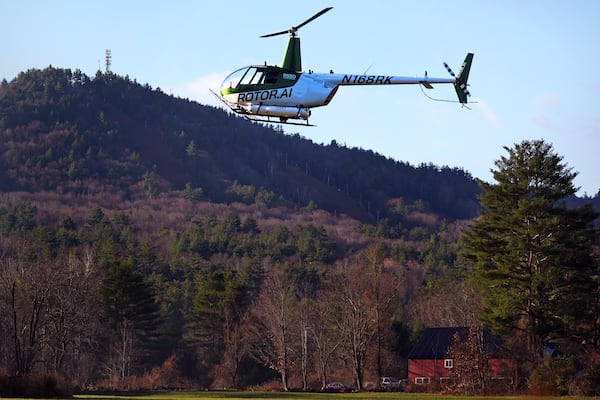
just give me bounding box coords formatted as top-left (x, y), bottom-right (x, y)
top-left (407, 327), bottom-right (517, 389)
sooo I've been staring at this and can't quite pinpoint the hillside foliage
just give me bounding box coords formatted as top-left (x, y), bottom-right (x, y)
top-left (0, 67), bottom-right (598, 396)
top-left (0, 67), bottom-right (482, 221)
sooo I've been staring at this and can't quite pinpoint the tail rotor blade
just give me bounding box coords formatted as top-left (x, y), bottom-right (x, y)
top-left (443, 62), bottom-right (456, 78)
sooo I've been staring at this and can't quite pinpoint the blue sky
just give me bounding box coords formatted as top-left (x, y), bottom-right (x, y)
top-left (2, 0), bottom-right (599, 196)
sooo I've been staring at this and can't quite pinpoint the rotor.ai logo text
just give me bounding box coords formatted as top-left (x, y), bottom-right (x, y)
top-left (238, 88), bottom-right (293, 102)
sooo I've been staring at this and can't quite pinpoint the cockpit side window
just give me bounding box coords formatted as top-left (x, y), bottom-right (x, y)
top-left (240, 67), bottom-right (264, 86)
top-left (251, 70), bottom-right (264, 85)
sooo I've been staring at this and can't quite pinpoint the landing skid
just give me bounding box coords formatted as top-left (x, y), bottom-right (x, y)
top-left (244, 114), bottom-right (316, 127)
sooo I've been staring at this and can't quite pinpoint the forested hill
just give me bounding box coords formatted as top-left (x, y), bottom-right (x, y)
top-left (2, 67), bottom-right (599, 396)
top-left (0, 67), bottom-right (481, 221)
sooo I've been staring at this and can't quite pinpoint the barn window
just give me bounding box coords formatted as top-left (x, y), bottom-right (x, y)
top-left (415, 377), bottom-right (430, 384)
top-left (444, 359), bottom-right (454, 368)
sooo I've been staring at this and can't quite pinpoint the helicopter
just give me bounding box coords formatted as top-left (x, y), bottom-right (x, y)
top-left (212, 7), bottom-right (473, 126)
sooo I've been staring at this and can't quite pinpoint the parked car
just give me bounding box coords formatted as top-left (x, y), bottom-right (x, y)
top-left (380, 376), bottom-right (404, 391)
top-left (325, 382), bottom-right (355, 392)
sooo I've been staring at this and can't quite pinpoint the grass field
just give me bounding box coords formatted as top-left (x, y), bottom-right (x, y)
top-left (73, 391), bottom-right (600, 400)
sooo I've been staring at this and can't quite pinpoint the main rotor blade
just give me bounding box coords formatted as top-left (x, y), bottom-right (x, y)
top-left (260, 29), bottom-right (290, 38)
top-left (294, 7), bottom-right (333, 32)
top-left (260, 7), bottom-right (333, 38)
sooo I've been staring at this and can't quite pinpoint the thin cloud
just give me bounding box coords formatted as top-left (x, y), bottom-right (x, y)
top-left (475, 98), bottom-right (500, 129)
top-left (532, 114), bottom-right (552, 130)
top-left (177, 72), bottom-right (229, 107)
top-left (537, 93), bottom-right (559, 107)
top-left (531, 93), bottom-right (559, 130)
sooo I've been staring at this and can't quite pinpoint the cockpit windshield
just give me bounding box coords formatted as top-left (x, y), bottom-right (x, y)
top-left (221, 67), bottom-right (266, 91)
top-left (221, 67), bottom-right (247, 91)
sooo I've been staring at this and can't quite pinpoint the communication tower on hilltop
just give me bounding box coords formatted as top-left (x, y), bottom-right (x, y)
top-left (105, 49), bottom-right (112, 73)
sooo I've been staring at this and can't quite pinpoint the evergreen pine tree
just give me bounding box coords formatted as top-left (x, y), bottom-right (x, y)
top-left (103, 261), bottom-right (162, 378)
top-left (461, 140), bottom-right (598, 360)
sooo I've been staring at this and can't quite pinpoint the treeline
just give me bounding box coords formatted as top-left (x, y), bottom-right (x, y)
top-left (0, 199), bottom-right (459, 393)
top-left (0, 67), bottom-right (481, 221)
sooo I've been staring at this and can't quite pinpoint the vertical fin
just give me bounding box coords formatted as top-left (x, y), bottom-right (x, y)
top-left (454, 53), bottom-right (474, 104)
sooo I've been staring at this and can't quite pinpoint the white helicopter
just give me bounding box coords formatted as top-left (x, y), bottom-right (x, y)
top-left (212, 7), bottom-right (473, 126)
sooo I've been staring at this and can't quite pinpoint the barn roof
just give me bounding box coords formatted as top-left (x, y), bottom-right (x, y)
top-left (408, 327), bottom-right (509, 359)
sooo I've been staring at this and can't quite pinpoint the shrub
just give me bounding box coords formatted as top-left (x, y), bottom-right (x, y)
top-left (0, 372), bottom-right (72, 397)
top-left (528, 355), bottom-right (575, 396)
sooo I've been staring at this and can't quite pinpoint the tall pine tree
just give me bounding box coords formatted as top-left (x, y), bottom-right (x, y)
top-left (103, 261), bottom-right (162, 380)
top-left (461, 140), bottom-right (598, 360)
top-left (189, 268), bottom-right (250, 388)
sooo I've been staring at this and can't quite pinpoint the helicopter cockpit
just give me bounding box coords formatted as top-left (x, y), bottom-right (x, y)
top-left (220, 66), bottom-right (294, 93)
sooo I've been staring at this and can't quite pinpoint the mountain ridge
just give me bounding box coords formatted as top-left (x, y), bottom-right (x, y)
top-left (0, 66), bottom-right (487, 222)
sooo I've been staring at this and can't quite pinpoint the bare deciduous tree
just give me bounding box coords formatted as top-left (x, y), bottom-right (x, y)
top-left (245, 268), bottom-right (296, 391)
top-left (0, 256), bottom-right (52, 375)
top-left (446, 327), bottom-right (491, 395)
top-left (360, 243), bottom-right (402, 381)
top-left (333, 265), bottom-right (378, 390)
top-left (410, 279), bottom-right (482, 327)
top-left (0, 248), bottom-right (104, 386)
top-left (211, 322), bottom-right (247, 389)
top-left (46, 249), bottom-right (103, 380)
top-left (308, 287), bottom-right (344, 390)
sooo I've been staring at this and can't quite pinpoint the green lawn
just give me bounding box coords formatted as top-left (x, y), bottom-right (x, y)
top-left (73, 391), bottom-right (600, 400)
